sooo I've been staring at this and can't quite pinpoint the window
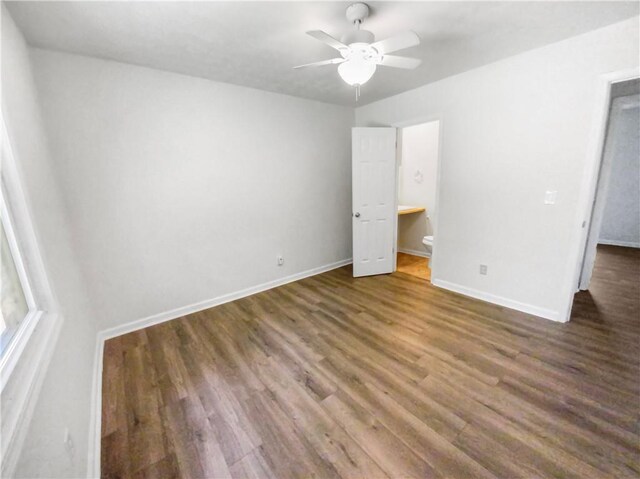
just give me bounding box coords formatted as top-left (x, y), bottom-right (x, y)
top-left (0, 189), bottom-right (36, 359)
top-left (0, 119), bottom-right (53, 392)
top-left (0, 113), bottom-right (60, 476)
top-left (1, 219), bottom-right (29, 352)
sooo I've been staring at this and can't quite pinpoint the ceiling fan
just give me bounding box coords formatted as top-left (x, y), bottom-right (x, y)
top-left (294, 2), bottom-right (421, 99)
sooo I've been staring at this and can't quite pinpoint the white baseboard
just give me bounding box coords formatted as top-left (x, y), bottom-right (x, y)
top-left (88, 258), bottom-right (352, 477)
top-left (100, 258), bottom-right (352, 340)
top-left (598, 239), bottom-right (640, 248)
top-left (87, 337), bottom-right (104, 479)
top-left (431, 278), bottom-right (563, 322)
top-left (398, 247), bottom-right (430, 258)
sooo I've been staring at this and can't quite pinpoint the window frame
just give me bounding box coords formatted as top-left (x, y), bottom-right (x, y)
top-left (0, 116), bottom-right (55, 393)
top-left (0, 185), bottom-right (44, 391)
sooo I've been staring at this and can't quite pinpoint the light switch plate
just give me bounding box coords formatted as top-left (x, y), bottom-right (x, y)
top-left (544, 190), bottom-right (557, 205)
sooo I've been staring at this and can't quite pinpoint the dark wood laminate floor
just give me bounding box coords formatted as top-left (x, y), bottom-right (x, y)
top-left (101, 245), bottom-right (640, 478)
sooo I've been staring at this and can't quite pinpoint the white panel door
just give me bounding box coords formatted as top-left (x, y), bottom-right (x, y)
top-left (352, 127), bottom-right (397, 277)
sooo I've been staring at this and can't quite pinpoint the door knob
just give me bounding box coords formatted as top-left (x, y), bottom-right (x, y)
top-left (354, 212), bottom-right (361, 218)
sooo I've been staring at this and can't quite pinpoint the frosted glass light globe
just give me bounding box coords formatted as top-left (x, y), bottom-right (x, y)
top-left (338, 57), bottom-right (376, 86)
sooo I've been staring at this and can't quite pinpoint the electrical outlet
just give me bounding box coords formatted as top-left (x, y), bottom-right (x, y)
top-left (277, 255), bottom-right (284, 266)
top-left (480, 264), bottom-right (488, 275)
top-left (544, 190), bottom-right (557, 205)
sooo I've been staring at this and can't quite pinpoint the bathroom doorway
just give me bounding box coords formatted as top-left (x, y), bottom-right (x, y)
top-left (396, 119), bottom-right (441, 282)
top-left (577, 78), bottom-right (639, 291)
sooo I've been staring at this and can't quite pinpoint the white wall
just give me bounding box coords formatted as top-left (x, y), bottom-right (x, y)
top-left (29, 49), bottom-right (354, 332)
top-left (1, 6), bottom-right (96, 478)
top-left (356, 17), bottom-right (639, 320)
top-left (599, 101), bottom-right (640, 247)
top-left (398, 121), bottom-right (439, 254)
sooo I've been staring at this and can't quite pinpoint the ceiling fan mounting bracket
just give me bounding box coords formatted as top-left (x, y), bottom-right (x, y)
top-left (346, 3), bottom-right (370, 26)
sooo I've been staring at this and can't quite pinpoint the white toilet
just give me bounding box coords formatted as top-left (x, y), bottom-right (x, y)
top-left (422, 235), bottom-right (434, 257)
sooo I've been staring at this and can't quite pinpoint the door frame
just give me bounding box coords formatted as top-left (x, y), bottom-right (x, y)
top-left (561, 67), bottom-right (640, 322)
top-left (578, 91), bottom-right (640, 290)
top-left (392, 115), bottom-right (444, 281)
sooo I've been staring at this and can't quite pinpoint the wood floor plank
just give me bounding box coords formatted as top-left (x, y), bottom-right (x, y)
top-left (122, 336), bottom-right (168, 474)
top-left (162, 397), bottom-right (231, 478)
top-left (321, 390), bottom-right (438, 479)
top-left (228, 450), bottom-right (276, 479)
top-left (318, 352), bottom-right (494, 479)
top-left (101, 337), bottom-right (126, 438)
top-left (102, 245), bottom-right (640, 478)
top-left (241, 392), bottom-right (342, 479)
top-left (317, 340), bottom-right (466, 441)
top-left (131, 454), bottom-right (179, 479)
top-left (257, 355), bottom-right (390, 478)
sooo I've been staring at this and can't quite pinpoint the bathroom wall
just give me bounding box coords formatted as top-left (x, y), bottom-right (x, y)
top-left (356, 17), bottom-right (639, 320)
top-left (30, 48), bottom-right (354, 332)
top-left (398, 121), bottom-right (440, 255)
top-left (599, 99), bottom-right (640, 247)
top-left (1, 6), bottom-right (97, 478)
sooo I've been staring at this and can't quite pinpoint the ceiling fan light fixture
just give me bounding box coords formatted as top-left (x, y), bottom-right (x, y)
top-left (338, 57), bottom-right (376, 86)
top-left (294, 3), bottom-right (421, 98)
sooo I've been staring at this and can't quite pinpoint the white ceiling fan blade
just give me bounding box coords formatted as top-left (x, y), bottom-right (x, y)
top-left (377, 55), bottom-right (422, 69)
top-left (293, 58), bottom-right (346, 69)
top-left (306, 30), bottom-right (349, 51)
top-left (371, 31), bottom-right (420, 54)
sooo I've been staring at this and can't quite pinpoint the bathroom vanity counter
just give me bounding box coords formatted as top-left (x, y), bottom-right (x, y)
top-left (398, 205), bottom-right (426, 215)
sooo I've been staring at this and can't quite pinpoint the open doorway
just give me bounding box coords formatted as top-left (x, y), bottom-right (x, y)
top-left (577, 78), bottom-right (639, 293)
top-left (395, 120), bottom-right (440, 282)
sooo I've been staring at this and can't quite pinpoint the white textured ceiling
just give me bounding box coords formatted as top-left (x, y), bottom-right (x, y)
top-left (5, 1), bottom-right (639, 106)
